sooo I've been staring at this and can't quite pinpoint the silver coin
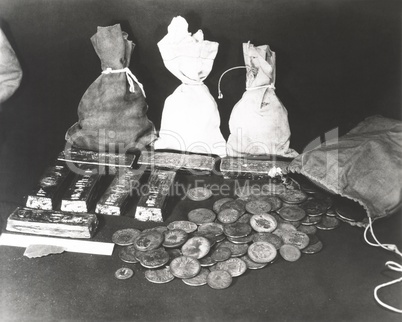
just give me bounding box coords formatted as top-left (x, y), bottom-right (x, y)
top-left (297, 225), bottom-right (317, 235)
top-left (217, 240), bottom-right (248, 257)
top-left (220, 199), bottom-right (246, 216)
top-left (302, 240), bottom-right (324, 254)
top-left (145, 267), bottom-right (175, 284)
top-left (248, 241), bottom-right (277, 263)
top-left (300, 215), bottom-right (322, 226)
top-left (199, 255), bottom-right (216, 267)
top-left (245, 200), bottom-right (272, 215)
top-left (139, 248), bottom-right (170, 269)
top-left (237, 213), bottom-right (253, 224)
top-left (281, 231), bottom-right (310, 250)
top-left (162, 229), bottom-right (188, 248)
top-left (218, 208), bottom-right (241, 224)
top-left (252, 232), bottom-right (283, 250)
top-left (198, 222), bottom-right (224, 236)
top-left (133, 231), bottom-right (164, 251)
top-left (167, 221), bottom-right (198, 233)
top-left (240, 255), bottom-right (268, 270)
top-left (279, 244), bottom-right (301, 262)
top-left (187, 187), bottom-right (213, 201)
top-left (115, 267), bottom-right (134, 280)
top-left (316, 215), bottom-right (341, 230)
top-left (170, 256), bottom-right (201, 279)
top-left (227, 234), bottom-right (254, 245)
top-left (278, 205), bottom-right (306, 222)
top-left (215, 258), bottom-right (247, 277)
top-left (257, 195), bottom-right (283, 211)
top-left (119, 245), bottom-right (139, 264)
top-left (223, 222), bottom-right (252, 238)
top-left (250, 213), bottom-right (277, 233)
top-left (279, 189), bottom-right (308, 204)
top-left (182, 268), bottom-right (209, 286)
top-left (210, 247), bottom-right (232, 262)
top-left (181, 236), bottom-right (211, 259)
top-left (188, 208), bottom-right (216, 225)
top-left (112, 228), bottom-right (141, 246)
top-left (300, 199), bottom-right (327, 217)
top-left (207, 270), bottom-right (233, 289)
top-left (213, 198), bottom-right (234, 213)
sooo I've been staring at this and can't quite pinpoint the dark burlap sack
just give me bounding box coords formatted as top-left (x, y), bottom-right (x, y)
top-left (66, 24), bottom-right (155, 153)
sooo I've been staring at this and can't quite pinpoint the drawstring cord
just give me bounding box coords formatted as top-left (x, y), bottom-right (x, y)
top-left (102, 67), bottom-right (146, 97)
top-left (217, 65), bottom-right (275, 99)
top-left (364, 216), bottom-right (402, 313)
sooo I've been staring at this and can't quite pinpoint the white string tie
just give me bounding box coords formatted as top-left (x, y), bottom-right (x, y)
top-left (246, 84), bottom-right (275, 91)
top-left (102, 67), bottom-right (146, 98)
top-left (217, 66), bottom-right (247, 99)
top-left (364, 216), bottom-right (402, 313)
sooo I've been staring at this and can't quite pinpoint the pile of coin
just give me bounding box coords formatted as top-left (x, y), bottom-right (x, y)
top-left (112, 178), bottom-right (341, 289)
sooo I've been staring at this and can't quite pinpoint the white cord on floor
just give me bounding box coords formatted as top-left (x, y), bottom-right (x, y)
top-left (364, 216), bottom-right (402, 313)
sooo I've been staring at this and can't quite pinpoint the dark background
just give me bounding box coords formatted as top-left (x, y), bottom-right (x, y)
top-left (0, 0), bottom-right (400, 204)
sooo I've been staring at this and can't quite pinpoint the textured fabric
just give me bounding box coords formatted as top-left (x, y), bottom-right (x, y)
top-left (288, 115), bottom-right (402, 224)
top-left (0, 28), bottom-right (22, 104)
top-left (155, 16), bottom-right (226, 157)
top-left (227, 42), bottom-right (297, 158)
top-left (65, 24), bottom-right (155, 153)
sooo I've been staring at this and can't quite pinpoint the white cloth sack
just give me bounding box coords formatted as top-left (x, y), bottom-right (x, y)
top-left (227, 42), bottom-right (297, 157)
top-left (0, 28), bottom-right (22, 104)
top-left (155, 16), bottom-right (226, 157)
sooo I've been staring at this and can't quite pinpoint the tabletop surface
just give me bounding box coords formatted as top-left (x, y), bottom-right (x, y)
top-left (0, 173), bottom-right (401, 322)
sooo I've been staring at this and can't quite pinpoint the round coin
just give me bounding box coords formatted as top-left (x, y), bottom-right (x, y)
top-left (170, 256), bottom-right (201, 279)
top-left (279, 189), bottom-right (308, 204)
top-left (279, 244), bottom-right (301, 262)
top-left (167, 221), bottom-right (198, 233)
top-left (207, 270), bottom-right (233, 290)
top-left (145, 267), bottom-right (175, 284)
top-left (297, 225), bottom-right (317, 235)
top-left (223, 222), bottom-right (252, 238)
top-left (187, 208), bottom-right (216, 225)
top-left (218, 208), bottom-right (241, 224)
top-left (162, 229), bottom-right (188, 248)
top-left (215, 258), bottom-right (247, 277)
top-left (300, 199), bottom-right (327, 217)
top-left (119, 245), bottom-right (139, 264)
top-left (182, 268), bottom-right (209, 286)
top-left (198, 222), bottom-right (224, 236)
top-left (248, 241), bottom-right (277, 263)
top-left (210, 247), bottom-right (232, 262)
top-left (112, 228), bottom-right (141, 246)
top-left (187, 187), bottom-right (213, 201)
top-left (139, 248), bottom-right (170, 269)
top-left (245, 200), bottom-right (272, 215)
top-left (278, 205), bottom-right (306, 222)
top-left (281, 231), bottom-right (310, 250)
top-left (220, 199), bottom-right (246, 215)
top-left (114, 267), bottom-right (134, 280)
top-left (227, 234), bottom-right (254, 244)
top-left (217, 241), bottom-right (249, 257)
top-left (300, 215), bottom-right (322, 226)
top-left (240, 255), bottom-right (268, 270)
top-left (250, 213), bottom-right (277, 232)
top-left (134, 231), bottom-right (164, 251)
top-left (258, 196), bottom-right (283, 211)
top-left (237, 213), bottom-right (253, 224)
top-left (316, 215), bottom-right (341, 230)
top-left (252, 232), bottom-right (283, 250)
top-left (199, 255), bottom-right (216, 267)
top-left (181, 236), bottom-right (211, 259)
top-left (302, 240), bottom-right (324, 254)
top-left (213, 198), bottom-right (234, 213)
